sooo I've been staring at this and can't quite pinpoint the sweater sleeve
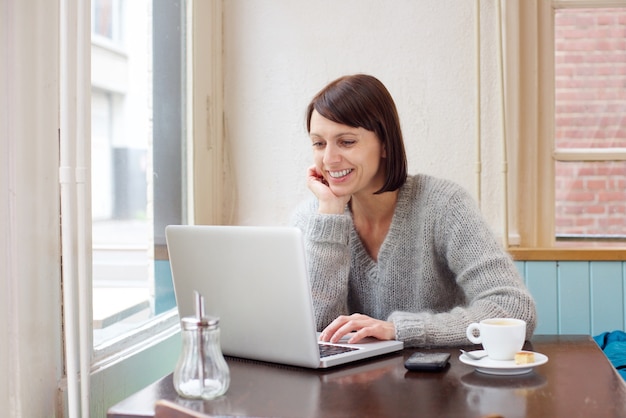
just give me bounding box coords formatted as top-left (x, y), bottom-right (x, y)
top-left (291, 199), bottom-right (353, 331)
top-left (389, 185), bottom-right (537, 348)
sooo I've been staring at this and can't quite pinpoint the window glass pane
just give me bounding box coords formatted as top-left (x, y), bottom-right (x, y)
top-left (554, 7), bottom-right (626, 247)
top-left (554, 8), bottom-right (626, 150)
top-left (91, 0), bottom-right (185, 347)
top-left (555, 160), bottom-right (626, 245)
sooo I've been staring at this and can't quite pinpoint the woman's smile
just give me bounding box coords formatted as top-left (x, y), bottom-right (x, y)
top-left (328, 168), bottom-right (354, 179)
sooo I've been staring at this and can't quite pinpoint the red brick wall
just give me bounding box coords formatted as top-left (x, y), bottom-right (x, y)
top-left (554, 8), bottom-right (626, 239)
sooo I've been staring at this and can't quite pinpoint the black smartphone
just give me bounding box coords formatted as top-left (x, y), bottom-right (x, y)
top-left (404, 352), bottom-right (451, 371)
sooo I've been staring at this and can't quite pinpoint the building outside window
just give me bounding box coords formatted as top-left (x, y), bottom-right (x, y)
top-left (553, 7), bottom-right (626, 247)
top-left (91, 0), bottom-right (184, 350)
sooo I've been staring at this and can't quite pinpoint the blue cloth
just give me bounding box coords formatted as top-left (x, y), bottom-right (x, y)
top-left (594, 331), bottom-right (626, 381)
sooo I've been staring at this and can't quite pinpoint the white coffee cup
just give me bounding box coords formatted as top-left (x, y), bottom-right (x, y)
top-left (466, 318), bottom-right (526, 361)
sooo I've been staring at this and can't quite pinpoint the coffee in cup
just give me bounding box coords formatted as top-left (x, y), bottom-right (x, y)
top-left (466, 318), bottom-right (526, 361)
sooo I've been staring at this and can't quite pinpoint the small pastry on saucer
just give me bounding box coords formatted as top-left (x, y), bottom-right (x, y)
top-left (514, 351), bottom-right (535, 365)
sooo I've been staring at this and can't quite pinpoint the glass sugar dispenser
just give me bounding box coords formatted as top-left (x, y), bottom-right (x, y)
top-left (173, 291), bottom-right (230, 400)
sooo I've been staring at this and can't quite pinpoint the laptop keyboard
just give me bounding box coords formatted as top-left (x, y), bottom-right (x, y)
top-left (319, 343), bottom-right (359, 358)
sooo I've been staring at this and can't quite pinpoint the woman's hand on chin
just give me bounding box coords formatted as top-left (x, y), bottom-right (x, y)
top-left (306, 165), bottom-right (351, 214)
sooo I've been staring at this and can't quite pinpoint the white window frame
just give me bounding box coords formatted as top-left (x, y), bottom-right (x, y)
top-left (55, 0), bottom-right (225, 415)
top-left (2, 2), bottom-right (64, 416)
top-left (505, 0), bottom-right (626, 259)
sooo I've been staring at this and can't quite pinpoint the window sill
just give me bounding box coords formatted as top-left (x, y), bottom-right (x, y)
top-left (93, 309), bottom-right (180, 365)
top-left (509, 248), bottom-right (626, 261)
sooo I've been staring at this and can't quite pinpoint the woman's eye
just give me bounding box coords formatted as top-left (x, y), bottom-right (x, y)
top-left (340, 140), bottom-right (356, 147)
top-left (312, 141), bottom-right (324, 148)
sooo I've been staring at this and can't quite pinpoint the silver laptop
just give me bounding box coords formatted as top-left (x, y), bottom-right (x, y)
top-left (165, 225), bottom-right (403, 368)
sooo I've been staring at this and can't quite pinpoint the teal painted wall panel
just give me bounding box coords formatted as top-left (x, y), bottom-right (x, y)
top-left (558, 261), bottom-right (590, 334)
top-left (155, 260), bottom-right (177, 314)
top-left (518, 260), bottom-right (626, 336)
top-left (590, 261), bottom-right (624, 335)
top-left (524, 261), bottom-right (558, 335)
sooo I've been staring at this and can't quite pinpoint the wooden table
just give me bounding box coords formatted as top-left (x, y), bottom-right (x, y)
top-left (108, 335), bottom-right (626, 418)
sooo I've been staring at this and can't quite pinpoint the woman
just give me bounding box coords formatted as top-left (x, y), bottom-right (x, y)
top-left (292, 74), bottom-right (536, 348)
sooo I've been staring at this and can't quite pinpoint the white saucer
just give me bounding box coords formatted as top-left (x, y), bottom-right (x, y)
top-left (459, 350), bottom-right (548, 376)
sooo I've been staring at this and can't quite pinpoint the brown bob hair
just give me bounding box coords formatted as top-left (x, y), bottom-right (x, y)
top-left (306, 74), bottom-right (408, 194)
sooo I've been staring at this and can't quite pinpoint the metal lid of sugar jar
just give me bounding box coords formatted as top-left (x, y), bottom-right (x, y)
top-left (181, 315), bottom-right (219, 330)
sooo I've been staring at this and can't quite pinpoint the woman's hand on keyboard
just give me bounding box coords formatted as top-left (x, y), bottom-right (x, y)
top-left (319, 313), bottom-right (395, 344)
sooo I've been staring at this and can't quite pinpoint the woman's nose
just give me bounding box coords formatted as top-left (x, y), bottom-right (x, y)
top-left (323, 144), bottom-right (341, 164)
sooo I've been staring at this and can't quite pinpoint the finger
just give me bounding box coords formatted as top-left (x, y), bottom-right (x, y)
top-left (329, 323), bottom-right (357, 344)
top-left (348, 320), bottom-right (396, 343)
top-left (307, 165), bottom-right (323, 179)
top-left (320, 315), bottom-right (352, 342)
top-left (306, 172), bottom-right (329, 194)
top-left (346, 324), bottom-right (382, 344)
top-left (347, 328), bottom-right (368, 344)
top-left (307, 164), bottom-right (319, 174)
top-left (328, 315), bottom-right (369, 343)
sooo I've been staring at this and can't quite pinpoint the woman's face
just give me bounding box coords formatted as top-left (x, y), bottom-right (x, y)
top-left (309, 110), bottom-right (386, 198)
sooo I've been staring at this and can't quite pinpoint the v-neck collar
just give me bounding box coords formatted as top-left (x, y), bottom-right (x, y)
top-left (349, 176), bottom-right (413, 267)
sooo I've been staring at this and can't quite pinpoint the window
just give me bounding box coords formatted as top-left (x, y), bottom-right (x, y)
top-left (91, 0), bottom-right (185, 351)
top-left (506, 0), bottom-right (626, 254)
top-left (553, 7), bottom-right (626, 247)
top-left (21, 0), bottom-right (225, 413)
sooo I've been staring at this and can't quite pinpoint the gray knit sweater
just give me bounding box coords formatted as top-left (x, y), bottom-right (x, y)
top-left (292, 174), bottom-right (537, 348)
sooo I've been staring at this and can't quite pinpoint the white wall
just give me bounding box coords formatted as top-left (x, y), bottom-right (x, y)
top-left (0, 1), bottom-right (509, 416)
top-left (223, 0), bottom-right (507, 236)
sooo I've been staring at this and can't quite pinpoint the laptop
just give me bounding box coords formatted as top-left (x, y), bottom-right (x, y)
top-left (165, 225), bottom-right (404, 368)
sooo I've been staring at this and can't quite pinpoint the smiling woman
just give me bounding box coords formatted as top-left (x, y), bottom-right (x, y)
top-left (293, 74), bottom-right (537, 349)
